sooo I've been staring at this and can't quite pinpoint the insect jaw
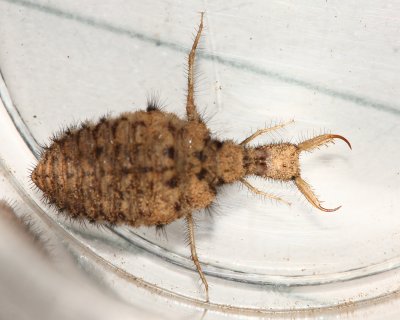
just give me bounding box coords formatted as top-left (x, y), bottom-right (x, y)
top-left (244, 134), bottom-right (351, 212)
top-left (294, 176), bottom-right (342, 212)
top-left (295, 134), bottom-right (352, 212)
top-left (298, 134), bottom-right (352, 153)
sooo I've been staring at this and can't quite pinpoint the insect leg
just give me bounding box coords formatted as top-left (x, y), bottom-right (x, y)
top-left (240, 178), bottom-right (291, 206)
top-left (240, 120), bottom-right (294, 146)
top-left (186, 213), bottom-right (209, 302)
top-left (186, 12), bottom-right (204, 122)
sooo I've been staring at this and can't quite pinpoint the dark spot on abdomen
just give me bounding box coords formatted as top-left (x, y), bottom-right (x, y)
top-left (194, 151), bottom-right (207, 162)
top-left (163, 147), bottom-right (175, 159)
top-left (166, 176), bottom-right (178, 188)
top-left (213, 140), bottom-right (224, 150)
top-left (174, 202), bottom-right (181, 212)
top-left (95, 146), bottom-right (103, 158)
top-left (196, 168), bottom-right (208, 180)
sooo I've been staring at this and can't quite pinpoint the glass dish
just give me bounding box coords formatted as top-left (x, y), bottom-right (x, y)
top-left (1, 0), bottom-right (400, 316)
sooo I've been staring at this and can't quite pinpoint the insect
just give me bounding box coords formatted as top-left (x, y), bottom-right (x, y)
top-left (30, 13), bottom-right (351, 302)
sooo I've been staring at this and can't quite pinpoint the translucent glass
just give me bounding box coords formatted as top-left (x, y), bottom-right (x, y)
top-left (1, 0), bottom-right (400, 316)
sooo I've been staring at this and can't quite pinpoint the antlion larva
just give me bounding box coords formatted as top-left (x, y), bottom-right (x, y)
top-left (30, 13), bottom-right (352, 302)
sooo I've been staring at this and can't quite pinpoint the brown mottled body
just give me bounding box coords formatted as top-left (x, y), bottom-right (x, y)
top-left (32, 110), bottom-right (244, 227)
top-left (31, 14), bottom-right (351, 302)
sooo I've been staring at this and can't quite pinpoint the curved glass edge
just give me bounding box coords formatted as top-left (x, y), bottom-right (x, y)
top-left (2, 69), bottom-right (400, 287)
top-left (2, 71), bottom-right (400, 313)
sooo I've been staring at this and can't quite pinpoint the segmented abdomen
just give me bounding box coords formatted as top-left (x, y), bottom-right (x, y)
top-left (32, 111), bottom-right (188, 226)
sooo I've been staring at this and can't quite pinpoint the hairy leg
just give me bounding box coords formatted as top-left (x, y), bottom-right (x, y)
top-left (240, 178), bottom-right (291, 206)
top-left (186, 13), bottom-right (204, 122)
top-left (186, 213), bottom-right (209, 302)
top-left (240, 120), bottom-right (294, 146)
